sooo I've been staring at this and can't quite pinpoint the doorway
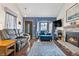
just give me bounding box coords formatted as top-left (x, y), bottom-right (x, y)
top-left (24, 21), bottom-right (32, 39)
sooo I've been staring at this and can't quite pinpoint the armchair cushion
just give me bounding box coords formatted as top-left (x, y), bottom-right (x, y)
top-left (39, 31), bottom-right (45, 35)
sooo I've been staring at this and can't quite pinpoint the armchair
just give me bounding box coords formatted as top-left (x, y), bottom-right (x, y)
top-left (39, 31), bottom-right (53, 41)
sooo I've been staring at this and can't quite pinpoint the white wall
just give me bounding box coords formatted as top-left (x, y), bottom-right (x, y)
top-left (56, 3), bottom-right (76, 32)
top-left (57, 3), bottom-right (75, 27)
top-left (0, 4), bottom-right (5, 30)
top-left (0, 3), bottom-right (23, 31)
top-left (57, 3), bottom-right (79, 41)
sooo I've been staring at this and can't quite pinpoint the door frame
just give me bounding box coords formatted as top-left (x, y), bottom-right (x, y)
top-left (24, 21), bottom-right (32, 39)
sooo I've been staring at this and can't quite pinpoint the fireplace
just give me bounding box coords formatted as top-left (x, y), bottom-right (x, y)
top-left (66, 32), bottom-right (79, 47)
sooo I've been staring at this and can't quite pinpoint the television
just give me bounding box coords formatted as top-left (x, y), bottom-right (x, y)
top-left (53, 19), bottom-right (62, 27)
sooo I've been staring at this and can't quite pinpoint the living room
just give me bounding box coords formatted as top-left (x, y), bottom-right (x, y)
top-left (0, 3), bottom-right (79, 57)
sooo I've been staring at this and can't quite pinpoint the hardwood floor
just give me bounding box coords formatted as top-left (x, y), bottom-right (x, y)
top-left (16, 38), bottom-right (37, 56)
top-left (16, 39), bottom-right (68, 56)
top-left (54, 40), bottom-right (72, 56)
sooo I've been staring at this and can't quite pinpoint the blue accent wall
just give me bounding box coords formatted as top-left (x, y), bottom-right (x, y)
top-left (23, 17), bottom-right (56, 37)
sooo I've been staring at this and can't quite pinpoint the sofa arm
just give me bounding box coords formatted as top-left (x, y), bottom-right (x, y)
top-left (16, 40), bottom-right (21, 51)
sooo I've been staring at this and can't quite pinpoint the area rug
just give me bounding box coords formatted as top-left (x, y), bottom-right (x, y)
top-left (27, 41), bottom-right (66, 56)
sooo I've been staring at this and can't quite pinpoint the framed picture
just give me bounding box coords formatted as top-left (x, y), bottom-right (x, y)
top-left (66, 3), bottom-right (79, 22)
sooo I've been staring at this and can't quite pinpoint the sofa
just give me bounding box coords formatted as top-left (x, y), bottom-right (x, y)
top-left (0, 29), bottom-right (30, 51)
top-left (39, 31), bottom-right (53, 41)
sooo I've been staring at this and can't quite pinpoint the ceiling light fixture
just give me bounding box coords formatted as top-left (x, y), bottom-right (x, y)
top-left (24, 8), bottom-right (31, 17)
top-left (24, 8), bottom-right (27, 17)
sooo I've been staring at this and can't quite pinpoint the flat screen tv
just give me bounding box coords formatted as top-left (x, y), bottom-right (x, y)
top-left (53, 19), bottom-right (62, 27)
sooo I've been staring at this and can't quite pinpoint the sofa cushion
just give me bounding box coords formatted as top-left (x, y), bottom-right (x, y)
top-left (1, 29), bottom-right (11, 39)
top-left (6, 29), bottom-right (17, 39)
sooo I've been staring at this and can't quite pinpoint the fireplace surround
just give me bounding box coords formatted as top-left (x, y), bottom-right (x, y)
top-left (66, 32), bottom-right (79, 47)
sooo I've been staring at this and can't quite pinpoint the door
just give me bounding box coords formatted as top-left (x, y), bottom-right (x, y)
top-left (25, 21), bottom-right (32, 39)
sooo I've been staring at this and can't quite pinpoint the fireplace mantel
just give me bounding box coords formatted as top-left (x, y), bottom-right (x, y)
top-left (63, 24), bottom-right (79, 32)
top-left (64, 24), bottom-right (79, 28)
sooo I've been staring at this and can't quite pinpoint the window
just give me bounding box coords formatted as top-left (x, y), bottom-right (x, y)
top-left (49, 22), bottom-right (52, 33)
top-left (5, 12), bottom-right (17, 29)
top-left (40, 22), bottom-right (47, 31)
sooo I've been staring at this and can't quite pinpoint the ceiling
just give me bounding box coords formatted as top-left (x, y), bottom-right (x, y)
top-left (16, 3), bottom-right (64, 17)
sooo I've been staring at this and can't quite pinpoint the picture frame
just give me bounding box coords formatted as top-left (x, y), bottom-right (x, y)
top-left (66, 3), bottom-right (79, 22)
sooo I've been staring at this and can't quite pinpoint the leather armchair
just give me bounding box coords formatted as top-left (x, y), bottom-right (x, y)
top-left (0, 29), bottom-right (30, 51)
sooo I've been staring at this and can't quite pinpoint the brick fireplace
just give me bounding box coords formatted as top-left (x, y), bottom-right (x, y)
top-left (65, 32), bottom-right (79, 47)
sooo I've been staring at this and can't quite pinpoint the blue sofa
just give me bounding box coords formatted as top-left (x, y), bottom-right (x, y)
top-left (39, 31), bottom-right (53, 41)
